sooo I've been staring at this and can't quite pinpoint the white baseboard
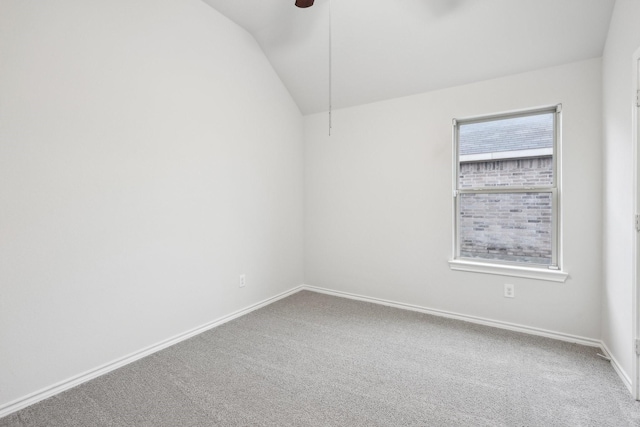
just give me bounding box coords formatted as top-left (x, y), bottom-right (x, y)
top-left (301, 285), bottom-right (602, 347)
top-left (599, 342), bottom-right (633, 394)
top-left (301, 285), bottom-right (638, 394)
top-left (2, 283), bottom-right (633, 418)
top-left (301, 285), bottom-right (640, 400)
top-left (0, 285), bottom-right (304, 419)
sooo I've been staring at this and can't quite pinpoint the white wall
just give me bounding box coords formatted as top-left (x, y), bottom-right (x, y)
top-left (602, 0), bottom-right (640, 385)
top-left (305, 58), bottom-right (602, 340)
top-left (0, 0), bottom-right (304, 408)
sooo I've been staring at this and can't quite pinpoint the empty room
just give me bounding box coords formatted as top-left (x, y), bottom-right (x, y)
top-left (2, 0), bottom-right (640, 425)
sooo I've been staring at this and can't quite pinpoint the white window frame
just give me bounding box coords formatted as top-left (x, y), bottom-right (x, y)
top-left (448, 105), bottom-right (568, 282)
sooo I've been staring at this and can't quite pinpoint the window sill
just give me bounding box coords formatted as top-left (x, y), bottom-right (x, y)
top-left (448, 259), bottom-right (568, 282)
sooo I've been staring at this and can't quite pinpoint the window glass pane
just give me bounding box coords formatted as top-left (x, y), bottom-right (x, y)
top-left (458, 113), bottom-right (554, 188)
top-left (459, 192), bottom-right (552, 265)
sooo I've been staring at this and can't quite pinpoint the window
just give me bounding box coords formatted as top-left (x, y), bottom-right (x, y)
top-left (449, 106), bottom-right (567, 282)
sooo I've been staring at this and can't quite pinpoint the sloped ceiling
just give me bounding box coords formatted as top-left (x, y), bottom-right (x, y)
top-left (201, 0), bottom-right (615, 115)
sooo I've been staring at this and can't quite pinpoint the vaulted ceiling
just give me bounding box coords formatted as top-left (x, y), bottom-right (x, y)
top-left (201, 0), bottom-right (615, 115)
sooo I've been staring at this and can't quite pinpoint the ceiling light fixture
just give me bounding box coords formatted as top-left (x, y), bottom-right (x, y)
top-left (295, 0), bottom-right (314, 8)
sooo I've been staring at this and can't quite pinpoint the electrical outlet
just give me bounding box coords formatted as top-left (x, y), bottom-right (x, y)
top-left (239, 274), bottom-right (246, 288)
top-left (504, 284), bottom-right (515, 298)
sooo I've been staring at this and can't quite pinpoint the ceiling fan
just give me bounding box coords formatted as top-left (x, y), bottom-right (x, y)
top-left (295, 0), bottom-right (314, 8)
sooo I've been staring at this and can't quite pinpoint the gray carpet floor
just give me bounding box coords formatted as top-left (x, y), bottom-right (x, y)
top-left (2, 290), bottom-right (640, 426)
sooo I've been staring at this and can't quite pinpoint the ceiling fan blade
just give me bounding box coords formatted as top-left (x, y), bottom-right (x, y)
top-left (295, 0), bottom-right (314, 8)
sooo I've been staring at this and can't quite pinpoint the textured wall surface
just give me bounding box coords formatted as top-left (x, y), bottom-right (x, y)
top-left (305, 58), bottom-right (602, 342)
top-left (0, 0), bottom-right (304, 409)
top-left (601, 0), bottom-right (640, 385)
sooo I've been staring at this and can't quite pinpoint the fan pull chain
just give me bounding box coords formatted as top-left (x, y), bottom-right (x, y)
top-left (329, 0), bottom-right (332, 136)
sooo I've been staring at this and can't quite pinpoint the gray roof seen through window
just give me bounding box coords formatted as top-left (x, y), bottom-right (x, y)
top-left (459, 113), bottom-right (553, 156)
